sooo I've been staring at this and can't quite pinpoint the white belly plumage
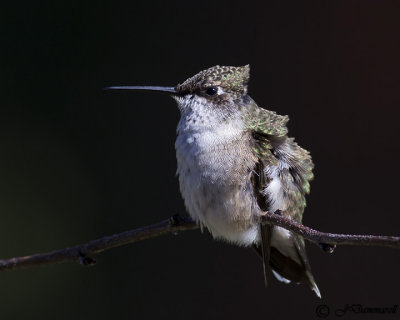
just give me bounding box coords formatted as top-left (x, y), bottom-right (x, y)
top-left (175, 126), bottom-right (298, 262)
top-left (175, 128), bottom-right (260, 246)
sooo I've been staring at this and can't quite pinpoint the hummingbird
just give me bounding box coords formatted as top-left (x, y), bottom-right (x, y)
top-left (106, 65), bottom-right (320, 298)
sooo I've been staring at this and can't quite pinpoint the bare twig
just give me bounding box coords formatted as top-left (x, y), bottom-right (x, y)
top-left (260, 213), bottom-right (400, 249)
top-left (0, 214), bottom-right (197, 272)
top-left (0, 212), bottom-right (399, 272)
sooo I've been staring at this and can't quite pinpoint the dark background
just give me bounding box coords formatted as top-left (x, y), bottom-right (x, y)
top-left (1, 1), bottom-right (400, 319)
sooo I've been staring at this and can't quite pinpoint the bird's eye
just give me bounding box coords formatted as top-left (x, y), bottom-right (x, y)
top-left (205, 87), bottom-right (218, 96)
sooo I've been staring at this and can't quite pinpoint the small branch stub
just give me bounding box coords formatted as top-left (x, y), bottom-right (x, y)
top-left (319, 243), bottom-right (336, 254)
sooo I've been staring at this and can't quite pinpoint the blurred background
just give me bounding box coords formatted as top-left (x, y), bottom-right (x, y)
top-left (1, 1), bottom-right (400, 319)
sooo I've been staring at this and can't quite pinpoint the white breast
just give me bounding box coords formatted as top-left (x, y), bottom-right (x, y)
top-left (175, 117), bottom-right (260, 246)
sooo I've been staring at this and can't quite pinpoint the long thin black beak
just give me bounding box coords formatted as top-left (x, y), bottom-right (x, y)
top-left (104, 86), bottom-right (177, 94)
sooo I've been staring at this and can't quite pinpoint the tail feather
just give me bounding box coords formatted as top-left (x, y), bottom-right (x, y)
top-left (254, 227), bottom-right (321, 298)
top-left (260, 223), bottom-right (271, 287)
top-left (270, 233), bottom-right (321, 298)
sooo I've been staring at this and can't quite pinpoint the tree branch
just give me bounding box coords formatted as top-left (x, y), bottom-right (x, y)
top-left (0, 214), bottom-right (197, 272)
top-left (0, 212), bottom-right (399, 272)
top-left (260, 213), bottom-right (400, 249)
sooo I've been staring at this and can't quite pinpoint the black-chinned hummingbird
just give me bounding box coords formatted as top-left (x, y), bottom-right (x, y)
top-left (106, 65), bottom-right (320, 298)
